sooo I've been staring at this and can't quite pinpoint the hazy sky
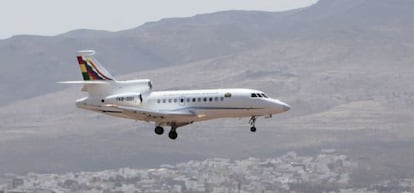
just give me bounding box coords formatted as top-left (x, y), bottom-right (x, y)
top-left (0, 0), bottom-right (318, 39)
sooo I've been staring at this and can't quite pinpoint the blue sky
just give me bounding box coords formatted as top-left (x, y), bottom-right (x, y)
top-left (0, 0), bottom-right (318, 39)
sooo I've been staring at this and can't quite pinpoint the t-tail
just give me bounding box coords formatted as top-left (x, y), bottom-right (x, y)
top-left (59, 50), bottom-right (152, 99)
top-left (77, 50), bottom-right (115, 81)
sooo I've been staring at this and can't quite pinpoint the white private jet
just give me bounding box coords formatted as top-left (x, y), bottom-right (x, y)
top-left (60, 50), bottom-right (290, 140)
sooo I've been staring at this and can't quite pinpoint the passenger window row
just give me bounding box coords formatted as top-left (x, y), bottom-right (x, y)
top-left (157, 96), bottom-right (225, 104)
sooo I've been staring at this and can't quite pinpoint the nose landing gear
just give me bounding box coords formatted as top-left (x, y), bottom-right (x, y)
top-left (249, 116), bottom-right (257, 132)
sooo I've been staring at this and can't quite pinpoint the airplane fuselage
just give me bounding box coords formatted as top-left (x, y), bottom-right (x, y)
top-left (77, 88), bottom-right (289, 125)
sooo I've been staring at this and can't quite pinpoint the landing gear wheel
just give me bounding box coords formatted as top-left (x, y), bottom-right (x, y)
top-left (168, 123), bottom-right (179, 140)
top-left (250, 126), bottom-right (257, 132)
top-left (168, 131), bottom-right (178, 140)
top-left (154, 126), bottom-right (164, 135)
top-left (249, 116), bottom-right (257, 133)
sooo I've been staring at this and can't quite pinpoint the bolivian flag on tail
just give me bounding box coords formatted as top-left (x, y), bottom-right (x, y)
top-left (76, 50), bottom-right (115, 81)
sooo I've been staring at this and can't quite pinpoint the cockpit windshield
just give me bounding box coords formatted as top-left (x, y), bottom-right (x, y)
top-left (251, 93), bottom-right (269, 98)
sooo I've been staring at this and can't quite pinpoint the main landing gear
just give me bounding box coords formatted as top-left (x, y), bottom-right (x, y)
top-left (168, 127), bottom-right (178, 140)
top-left (154, 126), bottom-right (164, 135)
top-left (249, 116), bottom-right (257, 132)
top-left (154, 123), bottom-right (178, 140)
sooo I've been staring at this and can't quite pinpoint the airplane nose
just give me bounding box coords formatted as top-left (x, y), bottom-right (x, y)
top-left (270, 99), bottom-right (290, 112)
top-left (277, 100), bottom-right (290, 112)
top-left (282, 103), bottom-right (290, 111)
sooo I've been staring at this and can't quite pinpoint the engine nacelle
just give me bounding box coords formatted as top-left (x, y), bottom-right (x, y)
top-left (115, 79), bottom-right (153, 94)
top-left (104, 93), bottom-right (142, 106)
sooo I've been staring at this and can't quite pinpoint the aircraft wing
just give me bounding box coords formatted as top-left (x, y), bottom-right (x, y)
top-left (108, 105), bottom-right (197, 121)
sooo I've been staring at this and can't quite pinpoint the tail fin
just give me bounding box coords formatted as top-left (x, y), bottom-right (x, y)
top-left (77, 50), bottom-right (116, 81)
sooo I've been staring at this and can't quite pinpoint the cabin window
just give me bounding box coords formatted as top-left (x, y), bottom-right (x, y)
top-left (224, 92), bottom-right (232, 98)
top-left (186, 98), bottom-right (190, 102)
top-left (181, 98), bottom-right (184, 103)
top-left (203, 98), bottom-right (207, 102)
top-left (192, 98), bottom-right (196, 102)
top-left (162, 99), bottom-right (166, 103)
top-left (251, 93), bottom-right (257, 98)
top-left (157, 99), bottom-right (161, 103)
top-left (214, 97), bottom-right (218, 101)
top-left (198, 98), bottom-right (201, 102)
top-left (220, 97), bottom-right (224, 101)
top-left (174, 99), bottom-right (177, 103)
top-left (168, 99), bottom-right (172, 103)
top-left (209, 97), bottom-right (213, 102)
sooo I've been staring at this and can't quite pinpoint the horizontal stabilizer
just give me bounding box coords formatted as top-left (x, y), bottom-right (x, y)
top-left (58, 80), bottom-right (110, 92)
top-left (58, 81), bottom-right (110, 85)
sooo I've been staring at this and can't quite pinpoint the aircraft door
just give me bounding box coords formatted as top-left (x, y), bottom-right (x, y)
top-left (137, 94), bottom-right (143, 104)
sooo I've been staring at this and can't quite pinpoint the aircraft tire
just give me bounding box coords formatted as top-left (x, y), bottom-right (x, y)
top-left (168, 131), bottom-right (178, 140)
top-left (250, 126), bottom-right (257, 132)
top-left (155, 126), bottom-right (164, 135)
